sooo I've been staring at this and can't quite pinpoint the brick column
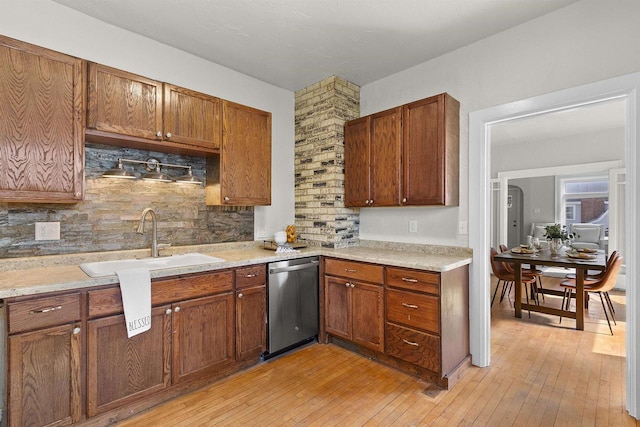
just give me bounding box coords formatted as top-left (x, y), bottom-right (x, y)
top-left (294, 76), bottom-right (360, 248)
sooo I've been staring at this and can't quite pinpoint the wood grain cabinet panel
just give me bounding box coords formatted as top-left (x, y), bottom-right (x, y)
top-left (0, 35), bottom-right (84, 203)
top-left (86, 306), bottom-right (172, 417)
top-left (402, 93), bottom-right (459, 206)
top-left (385, 322), bottom-right (441, 372)
top-left (344, 108), bottom-right (402, 207)
top-left (324, 258), bottom-right (384, 352)
top-left (172, 293), bottom-right (235, 384)
top-left (343, 93), bottom-right (459, 207)
top-left (86, 62), bottom-right (220, 156)
top-left (206, 100), bottom-right (272, 206)
top-left (386, 288), bottom-right (439, 334)
top-left (8, 323), bottom-right (82, 427)
top-left (236, 285), bottom-right (267, 360)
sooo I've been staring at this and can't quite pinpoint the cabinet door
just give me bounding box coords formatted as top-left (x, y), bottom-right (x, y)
top-left (370, 107), bottom-right (402, 206)
top-left (163, 83), bottom-right (221, 149)
top-left (351, 281), bottom-right (384, 352)
top-left (217, 100), bottom-right (271, 205)
top-left (344, 116), bottom-right (371, 207)
top-left (172, 292), bottom-right (235, 384)
top-left (8, 323), bottom-right (82, 427)
top-left (236, 285), bottom-right (266, 360)
top-left (87, 62), bottom-right (163, 140)
top-left (402, 94), bottom-right (459, 206)
top-left (324, 276), bottom-right (352, 340)
top-left (0, 36), bottom-right (84, 203)
top-left (86, 306), bottom-right (171, 417)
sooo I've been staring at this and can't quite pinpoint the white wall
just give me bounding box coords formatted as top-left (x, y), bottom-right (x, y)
top-left (0, 0), bottom-right (295, 240)
top-left (359, 0), bottom-right (640, 247)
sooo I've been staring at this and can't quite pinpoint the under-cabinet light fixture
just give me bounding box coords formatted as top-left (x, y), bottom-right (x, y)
top-left (102, 157), bottom-right (203, 185)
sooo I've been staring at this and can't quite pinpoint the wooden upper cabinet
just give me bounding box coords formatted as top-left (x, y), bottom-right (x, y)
top-left (402, 93), bottom-right (459, 206)
top-left (344, 116), bottom-right (371, 207)
top-left (163, 83), bottom-right (221, 149)
top-left (370, 107), bottom-right (402, 206)
top-left (206, 100), bottom-right (272, 206)
top-left (344, 107), bottom-right (402, 207)
top-left (86, 62), bottom-right (220, 156)
top-left (87, 63), bottom-right (163, 140)
top-left (0, 36), bottom-right (84, 203)
top-left (343, 93), bottom-right (459, 207)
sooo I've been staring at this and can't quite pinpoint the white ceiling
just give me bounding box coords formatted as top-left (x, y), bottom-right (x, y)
top-left (491, 99), bottom-right (626, 146)
top-left (53, 0), bottom-right (580, 91)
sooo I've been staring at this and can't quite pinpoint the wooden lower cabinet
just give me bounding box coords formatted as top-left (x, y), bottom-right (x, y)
top-left (86, 305), bottom-right (172, 417)
top-left (8, 322), bottom-right (82, 427)
top-left (324, 261), bottom-right (384, 353)
top-left (236, 285), bottom-right (267, 360)
top-left (172, 293), bottom-right (235, 384)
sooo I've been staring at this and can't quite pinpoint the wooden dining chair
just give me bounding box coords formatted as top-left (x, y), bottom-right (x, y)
top-left (499, 244), bottom-right (544, 304)
top-left (564, 250), bottom-right (618, 314)
top-left (490, 248), bottom-right (538, 315)
top-left (559, 255), bottom-right (623, 335)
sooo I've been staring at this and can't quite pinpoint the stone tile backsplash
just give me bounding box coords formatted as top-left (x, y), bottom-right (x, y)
top-left (0, 143), bottom-right (253, 258)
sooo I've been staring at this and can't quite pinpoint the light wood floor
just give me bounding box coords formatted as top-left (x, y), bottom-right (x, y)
top-left (120, 278), bottom-right (638, 426)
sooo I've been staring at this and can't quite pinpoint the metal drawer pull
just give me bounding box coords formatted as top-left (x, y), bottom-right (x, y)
top-left (401, 302), bottom-right (419, 309)
top-left (73, 327), bottom-right (81, 335)
top-left (244, 274), bottom-right (257, 278)
top-left (402, 339), bottom-right (420, 347)
top-left (165, 308), bottom-right (172, 315)
top-left (345, 282), bottom-right (351, 287)
top-left (401, 277), bottom-right (418, 283)
top-left (30, 305), bottom-right (62, 314)
top-left (345, 268), bottom-right (357, 273)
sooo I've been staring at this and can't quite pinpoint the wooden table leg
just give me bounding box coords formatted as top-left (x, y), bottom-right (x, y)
top-left (576, 268), bottom-right (585, 330)
top-left (514, 262), bottom-right (522, 318)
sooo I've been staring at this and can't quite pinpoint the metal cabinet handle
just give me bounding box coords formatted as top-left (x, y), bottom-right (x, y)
top-left (165, 308), bottom-right (172, 315)
top-left (238, 293), bottom-right (244, 299)
top-left (244, 274), bottom-right (257, 278)
top-left (174, 306), bottom-right (181, 312)
top-left (345, 269), bottom-right (357, 273)
top-left (30, 305), bottom-right (62, 314)
top-left (165, 132), bottom-right (172, 138)
top-left (401, 302), bottom-right (419, 309)
top-left (224, 196), bottom-right (230, 202)
top-left (156, 131), bottom-right (162, 138)
top-left (402, 198), bottom-right (407, 203)
top-left (401, 277), bottom-right (419, 283)
top-left (350, 283), bottom-right (355, 288)
top-left (345, 282), bottom-right (351, 288)
top-left (73, 327), bottom-right (81, 335)
top-left (402, 339), bottom-right (419, 347)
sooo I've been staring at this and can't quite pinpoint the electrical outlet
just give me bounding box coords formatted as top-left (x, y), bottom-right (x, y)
top-left (458, 221), bottom-right (468, 235)
top-left (35, 222), bottom-right (60, 241)
top-left (409, 219), bottom-right (418, 233)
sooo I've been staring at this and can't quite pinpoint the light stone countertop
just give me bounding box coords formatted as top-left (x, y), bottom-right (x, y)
top-left (0, 240), bottom-right (472, 299)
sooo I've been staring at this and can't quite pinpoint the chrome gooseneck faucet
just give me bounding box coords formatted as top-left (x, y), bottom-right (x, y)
top-left (137, 208), bottom-right (159, 257)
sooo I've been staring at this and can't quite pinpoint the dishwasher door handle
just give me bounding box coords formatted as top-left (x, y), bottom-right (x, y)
top-left (269, 260), bottom-right (319, 275)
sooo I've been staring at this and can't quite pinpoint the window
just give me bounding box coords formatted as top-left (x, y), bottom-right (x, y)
top-left (558, 175), bottom-right (609, 233)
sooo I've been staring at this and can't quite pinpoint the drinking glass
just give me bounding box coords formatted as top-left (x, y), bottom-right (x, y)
top-left (532, 237), bottom-right (541, 257)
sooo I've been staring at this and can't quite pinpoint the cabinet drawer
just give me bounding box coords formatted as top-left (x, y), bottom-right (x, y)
top-left (236, 264), bottom-right (266, 289)
top-left (88, 270), bottom-right (233, 318)
top-left (8, 293), bottom-right (81, 334)
top-left (386, 267), bottom-right (439, 294)
top-left (386, 322), bottom-right (440, 373)
top-left (386, 289), bottom-right (439, 334)
top-left (324, 258), bottom-right (384, 283)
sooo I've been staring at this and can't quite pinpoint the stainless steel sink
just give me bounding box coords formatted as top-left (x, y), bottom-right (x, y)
top-left (80, 253), bottom-right (226, 278)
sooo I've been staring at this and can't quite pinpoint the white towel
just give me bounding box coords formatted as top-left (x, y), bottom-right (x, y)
top-left (116, 268), bottom-right (152, 338)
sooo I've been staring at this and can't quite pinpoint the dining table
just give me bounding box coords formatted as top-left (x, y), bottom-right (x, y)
top-left (494, 247), bottom-right (607, 330)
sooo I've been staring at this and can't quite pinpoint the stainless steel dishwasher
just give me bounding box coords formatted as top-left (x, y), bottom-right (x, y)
top-left (264, 257), bottom-right (319, 358)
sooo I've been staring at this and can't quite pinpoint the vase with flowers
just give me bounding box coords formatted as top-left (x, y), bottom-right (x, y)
top-left (543, 224), bottom-right (573, 256)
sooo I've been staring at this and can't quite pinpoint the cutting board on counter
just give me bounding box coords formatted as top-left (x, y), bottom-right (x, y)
top-left (262, 240), bottom-right (308, 251)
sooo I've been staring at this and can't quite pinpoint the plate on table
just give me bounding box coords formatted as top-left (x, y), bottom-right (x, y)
top-left (575, 248), bottom-right (598, 253)
top-left (511, 247), bottom-right (534, 254)
top-left (566, 250), bottom-right (596, 260)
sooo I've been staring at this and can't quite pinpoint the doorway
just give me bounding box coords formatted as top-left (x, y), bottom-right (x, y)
top-left (507, 185), bottom-right (523, 248)
top-left (468, 73), bottom-right (640, 418)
